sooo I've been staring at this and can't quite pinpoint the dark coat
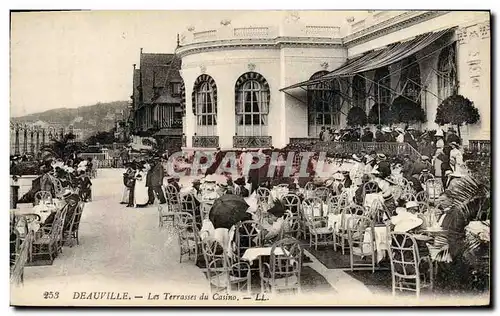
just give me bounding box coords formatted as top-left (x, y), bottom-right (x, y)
top-left (375, 131), bottom-right (385, 142)
top-left (361, 131), bottom-right (374, 142)
top-left (446, 133), bottom-right (461, 145)
top-left (150, 163), bottom-right (164, 187)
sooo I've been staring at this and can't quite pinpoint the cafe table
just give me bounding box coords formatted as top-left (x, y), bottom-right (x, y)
top-left (241, 247), bottom-right (289, 292)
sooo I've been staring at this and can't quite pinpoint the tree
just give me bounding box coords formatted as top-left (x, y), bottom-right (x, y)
top-left (85, 128), bottom-right (118, 145)
top-left (435, 94), bottom-right (480, 139)
top-left (367, 103), bottom-right (394, 125)
top-left (391, 96), bottom-right (426, 124)
top-left (41, 133), bottom-right (87, 161)
top-left (346, 106), bottom-right (367, 127)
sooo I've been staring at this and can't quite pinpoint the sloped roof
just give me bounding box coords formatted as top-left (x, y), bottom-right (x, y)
top-left (153, 94), bottom-right (181, 104)
top-left (139, 53), bottom-right (182, 104)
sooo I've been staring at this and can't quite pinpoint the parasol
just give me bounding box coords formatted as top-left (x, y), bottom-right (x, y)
top-left (209, 194), bottom-right (251, 229)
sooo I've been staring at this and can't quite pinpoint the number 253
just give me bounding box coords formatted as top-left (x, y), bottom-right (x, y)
top-left (43, 292), bottom-right (59, 299)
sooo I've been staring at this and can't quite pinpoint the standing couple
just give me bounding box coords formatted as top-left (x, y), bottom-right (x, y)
top-left (121, 158), bottom-right (166, 207)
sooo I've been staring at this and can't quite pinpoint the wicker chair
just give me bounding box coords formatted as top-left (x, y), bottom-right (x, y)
top-left (401, 192), bottom-right (417, 202)
top-left (63, 202), bottom-right (85, 247)
top-left (314, 186), bottom-right (330, 202)
top-left (347, 215), bottom-right (376, 272)
top-left (52, 178), bottom-right (64, 199)
top-left (32, 209), bottom-right (66, 261)
top-left (34, 190), bottom-right (53, 205)
top-left (334, 204), bottom-right (365, 254)
top-left (388, 232), bottom-right (434, 298)
top-left (201, 237), bottom-right (251, 294)
top-left (256, 187), bottom-right (272, 208)
top-left (174, 212), bottom-right (201, 263)
top-left (281, 194), bottom-right (303, 239)
top-left (10, 231), bottom-right (33, 286)
top-left (159, 184), bottom-right (181, 227)
top-left (260, 238), bottom-right (302, 294)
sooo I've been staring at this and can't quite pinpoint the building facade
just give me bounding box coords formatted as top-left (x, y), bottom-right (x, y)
top-left (175, 11), bottom-right (490, 150)
top-left (130, 50), bottom-right (184, 151)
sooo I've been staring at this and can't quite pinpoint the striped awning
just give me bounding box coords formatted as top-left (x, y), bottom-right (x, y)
top-left (281, 28), bottom-right (456, 91)
top-left (191, 74), bottom-right (217, 115)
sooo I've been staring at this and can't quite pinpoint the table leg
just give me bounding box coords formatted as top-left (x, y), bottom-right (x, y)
top-left (259, 256), bottom-right (264, 294)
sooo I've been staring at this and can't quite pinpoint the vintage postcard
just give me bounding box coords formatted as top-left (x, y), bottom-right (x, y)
top-left (9, 10), bottom-right (491, 306)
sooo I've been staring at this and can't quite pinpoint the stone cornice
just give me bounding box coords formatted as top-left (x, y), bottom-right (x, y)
top-left (175, 37), bottom-right (343, 58)
top-left (344, 11), bottom-right (451, 47)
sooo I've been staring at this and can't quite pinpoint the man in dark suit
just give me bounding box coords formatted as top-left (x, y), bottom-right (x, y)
top-left (361, 127), bottom-right (374, 142)
top-left (148, 158), bottom-right (166, 205)
top-left (446, 127), bottom-right (461, 145)
top-left (404, 128), bottom-right (418, 149)
top-left (375, 125), bottom-right (385, 142)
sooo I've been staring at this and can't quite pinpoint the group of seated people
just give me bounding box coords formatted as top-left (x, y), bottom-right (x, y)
top-left (38, 157), bottom-right (93, 202)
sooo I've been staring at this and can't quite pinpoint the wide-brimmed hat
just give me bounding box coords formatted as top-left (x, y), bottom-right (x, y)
top-left (445, 170), bottom-right (453, 177)
top-left (325, 179), bottom-right (334, 187)
top-left (450, 142), bottom-right (460, 148)
top-left (385, 176), bottom-right (399, 185)
top-left (352, 154), bottom-right (362, 162)
top-left (448, 127), bottom-right (456, 132)
top-left (365, 156), bottom-right (375, 164)
top-left (406, 201), bottom-right (419, 209)
top-left (377, 153), bottom-right (387, 160)
top-left (435, 129), bottom-right (444, 137)
top-left (421, 155), bottom-right (430, 161)
top-left (406, 127), bottom-right (415, 131)
top-left (62, 189), bottom-right (73, 199)
top-left (333, 173), bottom-right (344, 181)
top-left (382, 127), bottom-right (392, 133)
top-left (396, 127), bottom-right (404, 133)
top-left (393, 213), bottom-right (423, 232)
top-left (333, 130), bottom-right (340, 134)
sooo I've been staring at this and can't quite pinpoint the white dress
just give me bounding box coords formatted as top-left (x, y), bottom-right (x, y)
top-left (450, 148), bottom-right (464, 173)
top-left (134, 170), bottom-right (150, 207)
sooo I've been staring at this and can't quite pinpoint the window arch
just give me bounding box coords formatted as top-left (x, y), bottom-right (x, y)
top-left (400, 55), bottom-right (421, 102)
top-left (352, 75), bottom-right (366, 110)
top-left (234, 72), bottom-right (270, 136)
top-left (307, 71), bottom-right (342, 137)
top-left (374, 67), bottom-right (391, 105)
top-left (192, 74), bottom-right (217, 135)
top-left (437, 44), bottom-right (457, 101)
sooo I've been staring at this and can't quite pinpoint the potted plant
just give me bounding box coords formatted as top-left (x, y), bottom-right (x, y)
top-left (435, 94), bottom-right (481, 140)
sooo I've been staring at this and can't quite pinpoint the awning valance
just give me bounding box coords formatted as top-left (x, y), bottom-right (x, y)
top-left (281, 28), bottom-right (456, 91)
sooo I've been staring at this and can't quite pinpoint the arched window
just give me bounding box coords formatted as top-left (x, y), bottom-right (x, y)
top-left (352, 75), bottom-right (366, 110)
top-left (400, 55), bottom-right (421, 102)
top-left (234, 72), bottom-right (270, 136)
top-left (192, 74), bottom-right (217, 135)
top-left (374, 67), bottom-right (391, 105)
top-left (437, 44), bottom-right (457, 101)
top-left (307, 71), bottom-right (342, 137)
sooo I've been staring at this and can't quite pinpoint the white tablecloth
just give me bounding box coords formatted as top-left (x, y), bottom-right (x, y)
top-left (15, 203), bottom-right (57, 224)
top-left (362, 226), bottom-right (389, 263)
top-left (364, 193), bottom-right (384, 210)
top-left (241, 247), bottom-right (287, 262)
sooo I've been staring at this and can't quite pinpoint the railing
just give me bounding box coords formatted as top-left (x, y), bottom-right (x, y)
top-left (79, 153), bottom-right (106, 161)
top-left (305, 26), bottom-right (340, 37)
top-left (96, 159), bottom-right (123, 169)
top-left (192, 136), bottom-right (219, 148)
top-left (233, 136), bottom-right (272, 148)
top-left (234, 27), bottom-right (270, 37)
top-left (469, 140), bottom-right (490, 152)
top-left (193, 30), bottom-right (217, 41)
top-left (288, 139), bottom-right (422, 161)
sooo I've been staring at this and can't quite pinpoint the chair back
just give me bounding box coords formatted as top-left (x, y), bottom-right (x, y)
top-left (34, 191), bottom-right (53, 205)
top-left (327, 194), bottom-right (340, 215)
top-left (281, 194), bottom-right (301, 217)
top-left (425, 179), bottom-right (443, 204)
top-left (256, 187), bottom-right (271, 205)
top-left (50, 209), bottom-right (66, 241)
top-left (391, 185), bottom-right (403, 201)
top-left (388, 232), bottom-right (421, 293)
top-left (419, 172), bottom-right (434, 183)
top-left (304, 182), bottom-right (315, 191)
top-left (201, 236), bottom-right (227, 264)
top-left (314, 186), bottom-right (330, 202)
top-left (398, 177), bottom-right (412, 192)
top-left (363, 181), bottom-right (379, 195)
top-left (180, 193), bottom-right (198, 212)
top-left (268, 238), bottom-right (302, 291)
top-left (401, 192), bottom-right (417, 202)
top-left (347, 215), bottom-right (374, 250)
top-left (302, 197), bottom-right (325, 219)
top-left (165, 184), bottom-right (181, 211)
top-left (234, 220), bottom-right (263, 258)
top-left (67, 202), bottom-right (85, 236)
top-left (415, 190), bottom-right (428, 203)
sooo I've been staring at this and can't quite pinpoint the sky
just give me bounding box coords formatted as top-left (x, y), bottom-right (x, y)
top-left (9, 10), bottom-right (363, 118)
top-left (10, 10), bottom-right (249, 117)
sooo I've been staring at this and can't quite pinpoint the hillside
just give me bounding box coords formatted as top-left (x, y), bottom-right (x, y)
top-left (11, 101), bottom-right (129, 133)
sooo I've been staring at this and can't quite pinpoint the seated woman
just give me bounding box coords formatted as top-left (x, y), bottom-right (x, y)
top-left (261, 201), bottom-right (288, 245)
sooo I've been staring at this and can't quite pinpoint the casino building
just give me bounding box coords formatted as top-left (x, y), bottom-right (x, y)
top-left (173, 11), bottom-right (490, 150)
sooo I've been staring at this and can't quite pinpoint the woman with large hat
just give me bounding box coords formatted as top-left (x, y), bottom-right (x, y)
top-left (433, 129), bottom-right (446, 178)
top-left (449, 142), bottom-right (465, 174)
